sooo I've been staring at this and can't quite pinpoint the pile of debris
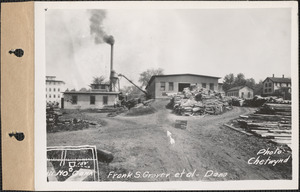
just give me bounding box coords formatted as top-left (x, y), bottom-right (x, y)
top-left (46, 106), bottom-right (62, 126)
top-left (46, 107), bottom-right (100, 133)
top-left (167, 87), bottom-right (232, 116)
top-left (106, 99), bottom-right (155, 117)
top-left (47, 117), bottom-right (95, 133)
top-left (234, 102), bottom-right (292, 148)
top-left (125, 99), bottom-right (156, 116)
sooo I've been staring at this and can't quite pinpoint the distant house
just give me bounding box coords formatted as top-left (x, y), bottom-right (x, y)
top-left (46, 76), bottom-right (66, 107)
top-left (226, 86), bottom-right (254, 99)
top-left (262, 75), bottom-right (291, 100)
top-left (145, 73), bottom-right (221, 99)
top-left (63, 84), bottom-right (119, 109)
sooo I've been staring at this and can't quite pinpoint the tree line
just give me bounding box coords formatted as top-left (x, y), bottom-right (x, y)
top-left (222, 73), bottom-right (263, 95)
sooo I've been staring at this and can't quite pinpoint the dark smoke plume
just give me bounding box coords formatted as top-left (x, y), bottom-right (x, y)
top-left (89, 10), bottom-right (114, 45)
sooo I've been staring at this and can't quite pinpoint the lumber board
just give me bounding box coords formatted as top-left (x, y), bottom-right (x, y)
top-left (270, 139), bottom-right (291, 145)
top-left (249, 114), bottom-right (291, 121)
top-left (268, 130), bottom-right (292, 134)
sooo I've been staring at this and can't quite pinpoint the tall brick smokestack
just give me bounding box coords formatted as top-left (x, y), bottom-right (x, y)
top-left (104, 35), bottom-right (115, 91)
top-left (104, 35), bottom-right (115, 75)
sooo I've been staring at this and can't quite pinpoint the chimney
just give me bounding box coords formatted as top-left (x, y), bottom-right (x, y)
top-left (104, 35), bottom-right (115, 92)
top-left (272, 74), bottom-right (274, 78)
top-left (109, 44), bottom-right (114, 91)
top-left (110, 44), bottom-right (114, 77)
top-left (282, 74), bottom-right (284, 78)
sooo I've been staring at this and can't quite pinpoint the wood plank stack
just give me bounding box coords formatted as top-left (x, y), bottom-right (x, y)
top-left (255, 103), bottom-right (291, 116)
top-left (240, 95), bottom-right (291, 107)
top-left (236, 102), bottom-right (292, 147)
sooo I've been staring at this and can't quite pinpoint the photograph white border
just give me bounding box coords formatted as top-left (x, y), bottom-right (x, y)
top-left (35, 1), bottom-right (299, 190)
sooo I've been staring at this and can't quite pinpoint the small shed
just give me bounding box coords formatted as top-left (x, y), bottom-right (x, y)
top-left (63, 85), bottom-right (119, 109)
top-left (226, 86), bottom-right (254, 99)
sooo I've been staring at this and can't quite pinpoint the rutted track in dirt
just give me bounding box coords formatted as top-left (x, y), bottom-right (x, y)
top-left (48, 99), bottom-right (292, 181)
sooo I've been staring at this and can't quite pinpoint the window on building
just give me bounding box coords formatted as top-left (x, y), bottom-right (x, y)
top-left (209, 83), bottom-right (214, 90)
top-left (49, 94), bottom-right (51, 98)
top-left (54, 95), bottom-right (56, 98)
top-left (241, 92), bottom-right (244, 98)
top-left (268, 88), bottom-right (272, 92)
top-left (202, 83), bottom-right (207, 88)
top-left (269, 83), bottom-right (272, 87)
top-left (160, 82), bottom-right (166, 91)
top-left (54, 88), bottom-right (56, 92)
top-left (90, 96), bottom-right (95, 105)
top-left (248, 92), bottom-right (251, 98)
top-left (103, 96), bottom-right (108, 105)
top-left (101, 85), bottom-right (106, 89)
top-left (46, 88), bottom-right (47, 91)
top-left (169, 82), bottom-right (174, 91)
top-left (264, 89), bottom-right (268, 93)
top-left (58, 95), bottom-right (60, 98)
top-left (58, 88), bottom-right (60, 92)
top-left (72, 95), bottom-right (78, 104)
top-left (54, 82), bottom-right (56, 85)
top-left (46, 94), bottom-right (47, 98)
top-left (49, 88), bottom-right (51, 91)
top-left (265, 83), bottom-right (268, 87)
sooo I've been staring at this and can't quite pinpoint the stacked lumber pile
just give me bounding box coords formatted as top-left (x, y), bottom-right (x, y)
top-left (240, 95), bottom-right (291, 107)
top-left (255, 103), bottom-right (291, 116)
top-left (167, 87), bottom-right (232, 116)
top-left (236, 103), bottom-right (292, 148)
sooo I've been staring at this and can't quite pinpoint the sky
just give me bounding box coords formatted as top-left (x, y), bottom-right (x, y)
top-left (46, 8), bottom-right (291, 90)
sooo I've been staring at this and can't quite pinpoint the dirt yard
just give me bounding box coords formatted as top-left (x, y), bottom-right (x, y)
top-left (47, 99), bottom-right (292, 181)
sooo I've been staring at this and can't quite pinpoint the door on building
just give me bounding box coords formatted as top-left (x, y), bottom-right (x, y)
top-left (178, 83), bottom-right (190, 92)
top-left (61, 98), bottom-right (64, 109)
top-left (103, 96), bottom-right (108, 105)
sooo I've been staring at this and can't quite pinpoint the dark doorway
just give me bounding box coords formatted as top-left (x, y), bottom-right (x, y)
top-left (178, 83), bottom-right (190, 92)
top-left (61, 98), bottom-right (64, 109)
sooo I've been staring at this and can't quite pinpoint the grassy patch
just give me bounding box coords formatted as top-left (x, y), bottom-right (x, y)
top-left (125, 106), bottom-right (156, 116)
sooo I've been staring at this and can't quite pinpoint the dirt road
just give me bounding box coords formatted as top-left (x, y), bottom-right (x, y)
top-left (47, 99), bottom-right (292, 181)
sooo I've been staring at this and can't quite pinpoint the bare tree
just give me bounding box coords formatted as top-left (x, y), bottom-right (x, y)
top-left (138, 68), bottom-right (164, 87)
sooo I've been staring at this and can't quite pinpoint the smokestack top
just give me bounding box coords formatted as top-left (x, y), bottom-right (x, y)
top-left (272, 74), bottom-right (274, 78)
top-left (282, 74), bottom-right (284, 78)
top-left (104, 35), bottom-right (115, 45)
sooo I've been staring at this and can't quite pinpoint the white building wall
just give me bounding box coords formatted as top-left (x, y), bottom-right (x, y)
top-left (64, 94), bottom-right (118, 109)
top-left (238, 87), bottom-right (253, 99)
top-left (149, 75), bottom-right (219, 99)
top-left (46, 81), bottom-right (66, 107)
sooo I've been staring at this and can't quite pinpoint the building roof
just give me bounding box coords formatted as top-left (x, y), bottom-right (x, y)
top-left (263, 77), bottom-right (291, 83)
top-left (46, 80), bottom-right (65, 83)
top-left (146, 73), bottom-right (221, 89)
top-left (90, 83), bottom-right (110, 86)
top-left (227, 85), bottom-right (253, 92)
top-left (63, 91), bottom-right (120, 95)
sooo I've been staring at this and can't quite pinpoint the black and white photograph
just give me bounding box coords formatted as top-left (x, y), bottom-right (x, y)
top-left (34, 1), bottom-right (298, 190)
